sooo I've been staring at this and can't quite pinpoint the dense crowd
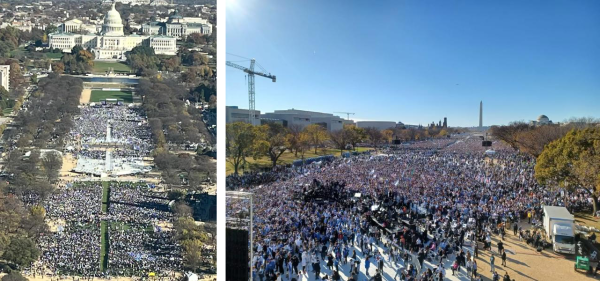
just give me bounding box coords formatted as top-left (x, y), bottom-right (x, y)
top-left (227, 136), bottom-right (594, 281)
top-left (108, 224), bottom-right (182, 276)
top-left (106, 182), bottom-right (182, 276)
top-left (68, 105), bottom-right (153, 157)
top-left (28, 183), bottom-right (103, 276)
top-left (25, 180), bottom-right (182, 277)
top-left (108, 182), bottom-right (173, 224)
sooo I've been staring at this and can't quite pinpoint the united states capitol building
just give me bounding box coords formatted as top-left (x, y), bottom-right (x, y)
top-left (49, 2), bottom-right (176, 60)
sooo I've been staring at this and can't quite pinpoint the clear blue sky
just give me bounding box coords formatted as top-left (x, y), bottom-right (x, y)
top-left (226, 0), bottom-right (600, 127)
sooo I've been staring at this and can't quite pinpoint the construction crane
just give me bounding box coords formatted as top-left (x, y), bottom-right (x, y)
top-left (335, 112), bottom-right (355, 120)
top-left (226, 59), bottom-right (276, 124)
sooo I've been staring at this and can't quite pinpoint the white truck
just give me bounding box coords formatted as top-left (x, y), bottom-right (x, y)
top-left (543, 206), bottom-right (576, 254)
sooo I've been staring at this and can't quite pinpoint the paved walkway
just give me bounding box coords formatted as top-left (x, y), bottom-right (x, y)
top-left (271, 224), bottom-right (595, 281)
top-left (274, 239), bottom-right (475, 281)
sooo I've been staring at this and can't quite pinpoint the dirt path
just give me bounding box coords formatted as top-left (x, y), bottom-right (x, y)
top-left (471, 222), bottom-right (594, 281)
top-left (80, 89), bottom-right (92, 104)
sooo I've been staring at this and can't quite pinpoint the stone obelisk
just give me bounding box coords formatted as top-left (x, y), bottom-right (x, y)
top-left (106, 122), bottom-right (112, 142)
top-left (479, 101), bottom-right (483, 129)
top-left (105, 150), bottom-right (113, 172)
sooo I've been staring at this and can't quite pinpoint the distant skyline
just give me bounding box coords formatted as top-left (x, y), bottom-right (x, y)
top-left (226, 0), bottom-right (600, 127)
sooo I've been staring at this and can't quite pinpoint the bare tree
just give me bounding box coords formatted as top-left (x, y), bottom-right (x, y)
top-left (41, 151), bottom-right (63, 182)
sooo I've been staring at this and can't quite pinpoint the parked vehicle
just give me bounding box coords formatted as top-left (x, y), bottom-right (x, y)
top-left (543, 206), bottom-right (576, 254)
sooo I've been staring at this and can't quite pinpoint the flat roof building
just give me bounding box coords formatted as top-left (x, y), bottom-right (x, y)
top-left (261, 109), bottom-right (346, 132)
top-left (226, 106), bottom-right (261, 126)
top-left (355, 121), bottom-right (396, 131)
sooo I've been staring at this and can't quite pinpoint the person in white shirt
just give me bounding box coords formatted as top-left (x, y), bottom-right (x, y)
top-left (301, 250), bottom-right (310, 274)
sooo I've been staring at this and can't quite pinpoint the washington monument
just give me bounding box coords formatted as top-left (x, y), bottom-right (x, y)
top-left (479, 101), bottom-right (483, 129)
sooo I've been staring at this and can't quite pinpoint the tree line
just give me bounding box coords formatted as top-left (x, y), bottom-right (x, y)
top-left (0, 76), bottom-right (78, 274)
top-left (489, 117), bottom-right (599, 157)
top-left (51, 46), bottom-right (95, 75)
top-left (137, 78), bottom-right (215, 188)
top-left (226, 122), bottom-right (396, 175)
top-left (390, 126), bottom-right (462, 142)
top-left (167, 190), bottom-right (215, 273)
top-left (0, 191), bottom-right (47, 273)
top-left (10, 75), bottom-right (82, 149)
top-left (126, 45), bottom-right (215, 83)
top-left (490, 118), bottom-right (600, 213)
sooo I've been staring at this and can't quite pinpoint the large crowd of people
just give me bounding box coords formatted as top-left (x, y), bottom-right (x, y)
top-left (227, 135), bottom-right (594, 280)
top-left (28, 180), bottom-right (183, 278)
top-left (108, 223), bottom-right (182, 277)
top-left (108, 182), bottom-right (173, 223)
top-left (107, 183), bottom-right (181, 276)
top-left (68, 105), bottom-right (153, 157)
top-left (26, 183), bottom-right (103, 277)
top-left (23, 104), bottom-right (183, 278)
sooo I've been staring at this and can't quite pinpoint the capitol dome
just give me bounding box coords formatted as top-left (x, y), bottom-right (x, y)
top-left (537, 115), bottom-right (549, 122)
top-left (168, 9), bottom-right (183, 23)
top-left (102, 2), bottom-right (124, 36)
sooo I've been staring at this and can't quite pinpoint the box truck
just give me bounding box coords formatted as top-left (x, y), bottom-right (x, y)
top-left (543, 206), bottom-right (576, 254)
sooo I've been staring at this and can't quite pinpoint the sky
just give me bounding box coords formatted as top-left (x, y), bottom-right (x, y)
top-left (226, 0), bottom-right (600, 127)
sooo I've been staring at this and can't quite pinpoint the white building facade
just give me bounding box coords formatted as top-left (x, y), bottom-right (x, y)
top-left (141, 10), bottom-right (212, 39)
top-left (355, 121), bottom-right (396, 131)
top-left (49, 3), bottom-right (177, 60)
top-left (261, 109), bottom-right (346, 132)
top-left (61, 19), bottom-right (98, 34)
top-left (530, 115), bottom-right (553, 126)
top-left (0, 65), bottom-right (10, 90)
top-left (226, 106), bottom-right (261, 126)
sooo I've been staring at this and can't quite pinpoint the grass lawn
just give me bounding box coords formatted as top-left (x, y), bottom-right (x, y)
top-left (102, 181), bottom-right (110, 213)
top-left (226, 147), bottom-right (374, 175)
top-left (9, 46), bottom-right (26, 58)
top-left (93, 61), bottom-right (132, 74)
top-left (575, 212), bottom-right (600, 243)
top-left (100, 221), bottom-right (109, 271)
top-left (90, 90), bottom-right (133, 103)
top-left (45, 52), bottom-right (63, 59)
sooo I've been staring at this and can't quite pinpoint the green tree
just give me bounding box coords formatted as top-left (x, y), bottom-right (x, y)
top-left (2, 237), bottom-right (40, 267)
top-left (45, 25), bottom-right (57, 35)
top-left (9, 62), bottom-right (23, 90)
top-left (286, 124), bottom-right (303, 156)
top-left (181, 238), bottom-right (204, 272)
top-left (51, 62), bottom-right (65, 74)
top-left (226, 122), bottom-right (266, 175)
top-left (329, 129), bottom-right (350, 155)
top-left (186, 33), bottom-right (206, 45)
top-left (343, 124), bottom-right (366, 150)
top-left (261, 123), bottom-right (289, 168)
top-left (41, 151), bottom-right (63, 182)
top-left (0, 86), bottom-right (9, 106)
top-left (71, 45), bottom-right (84, 56)
top-left (76, 50), bottom-right (95, 68)
top-left (1, 271), bottom-right (28, 281)
top-left (161, 56), bottom-right (181, 72)
top-left (535, 128), bottom-right (600, 213)
top-left (304, 124), bottom-right (329, 154)
top-left (364, 127), bottom-right (384, 150)
top-left (382, 129), bottom-right (393, 144)
top-left (295, 131), bottom-right (311, 163)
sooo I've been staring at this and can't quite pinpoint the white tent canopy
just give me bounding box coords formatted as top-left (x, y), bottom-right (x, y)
top-left (185, 272), bottom-right (198, 281)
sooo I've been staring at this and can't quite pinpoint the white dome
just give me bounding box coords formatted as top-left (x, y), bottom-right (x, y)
top-left (102, 3), bottom-right (124, 36)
